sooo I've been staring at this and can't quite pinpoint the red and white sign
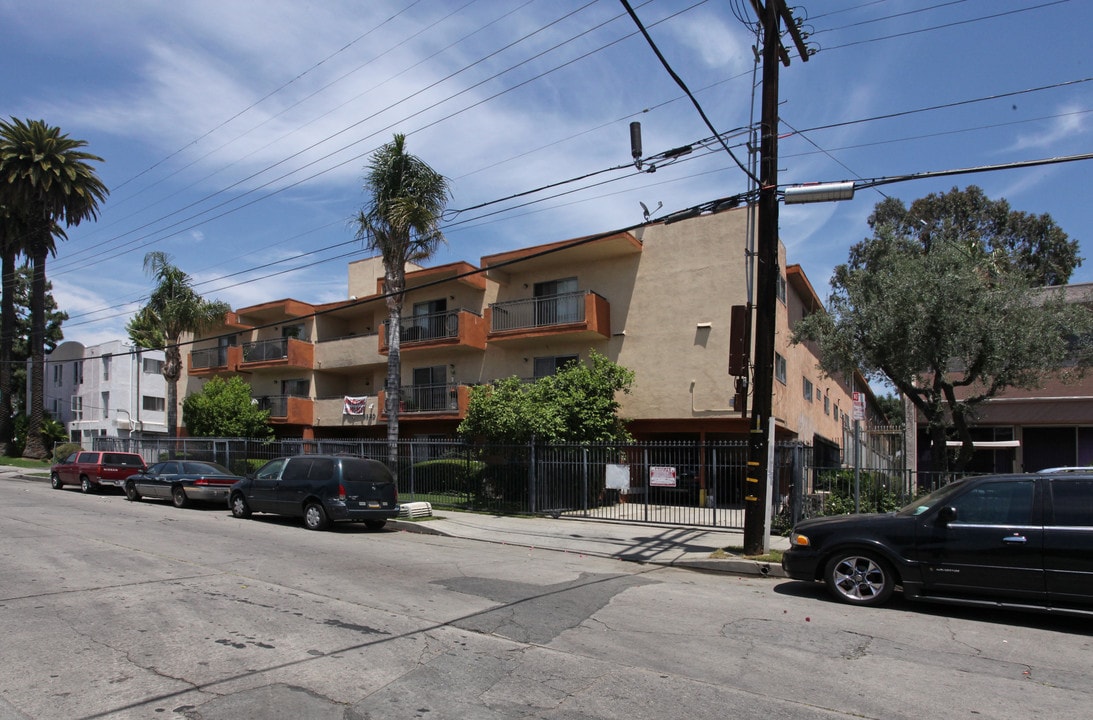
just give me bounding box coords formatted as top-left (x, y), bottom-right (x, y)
top-left (852, 391), bottom-right (865, 421)
top-left (650, 466), bottom-right (677, 487)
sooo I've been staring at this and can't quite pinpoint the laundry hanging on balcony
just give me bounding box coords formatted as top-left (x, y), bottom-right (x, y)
top-left (343, 396), bottom-right (370, 416)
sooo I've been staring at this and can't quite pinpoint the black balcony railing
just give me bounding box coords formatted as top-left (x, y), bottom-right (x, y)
top-left (242, 337), bottom-right (288, 363)
top-left (386, 310), bottom-right (463, 344)
top-left (489, 291), bottom-right (585, 332)
top-left (399, 383), bottom-right (459, 413)
top-left (190, 347), bottom-right (228, 369)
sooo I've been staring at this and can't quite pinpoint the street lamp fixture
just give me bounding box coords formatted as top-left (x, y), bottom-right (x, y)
top-left (783, 181), bottom-right (855, 204)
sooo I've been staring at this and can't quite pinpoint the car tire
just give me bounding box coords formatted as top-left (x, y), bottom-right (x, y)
top-left (230, 493), bottom-right (252, 519)
top-left (125, 481), bottom-right (142, 502)
top-left (364, 519), bottom-right (387, 531)
top-left (172, 486), bottom-right (188, 509)
top-left (80, 476), bottom-right (94, 494)
top-left (50, 473), bottom-right (62, 490)
top-left (824, 551), bottom-right (895, 606)
top-left (303, 502), bottom-right (330, 531)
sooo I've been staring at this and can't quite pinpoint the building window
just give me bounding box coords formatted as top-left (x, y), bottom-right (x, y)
top-left (834, 404), bottom-right (840, 422)
top-left (143, 396), bottom-right (165, 412)
top-left (102, 354), bottom-right (111, 381)
top-left (72, 361), bottom-right (83, 385)
top-left (824, 391), bottom-right (830, 415)
top-left (143, 358), bottom-right (163, 374)
top-left (533, 355), bottom-right (580, 378)
top-left (53, 364), bottom-right (63, 387)
top-left (775, 353), bottom-right (787, 384)
top-left (777, 273), bottom-right (787, 304)
top-left (803, 377), bottom-right (813, 402)
top-left (71, 396), bottom-right (83, 420)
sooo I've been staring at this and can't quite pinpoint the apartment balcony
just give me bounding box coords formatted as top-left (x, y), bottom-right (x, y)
top-left (239, 337), bottom-right (315, 371)
top-left (255, 394), bottom-right (314, 426)
top-left (188, 346), bottom-right (239, 376)
top-left (381, 309), bottom-right (487, 357)
top-left (487, 291), bottom-right (610, 345)
top-left (312, 395), bottom-right (380, 427)
top-left (313, 333), bottom-right (385, 372)
top-left (378, 383), bottom-right (470, 419)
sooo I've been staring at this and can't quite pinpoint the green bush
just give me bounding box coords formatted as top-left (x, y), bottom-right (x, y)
top-left (408, 457), bottom-right (486, 496)
top-left (52, 442), bottom-right (82, 463)
top-left (816, 470), bottom-right (905, 516)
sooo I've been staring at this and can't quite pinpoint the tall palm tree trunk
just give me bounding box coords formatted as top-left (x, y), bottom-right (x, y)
top-left (384, 270), bottom-right (404, 472)
top-left (23, 248), bottom-right (48, 459)
top-left (0, 247), bottom-right (15, 456)
top-left (164, 344), bottom-right (182, 439)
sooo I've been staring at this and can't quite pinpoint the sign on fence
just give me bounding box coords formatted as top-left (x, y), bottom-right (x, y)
top-left (650, 466), bottom-right (678, 487)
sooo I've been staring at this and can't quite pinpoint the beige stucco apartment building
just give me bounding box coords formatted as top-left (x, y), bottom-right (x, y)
top-left (183, 208), bottom-right (880, 457)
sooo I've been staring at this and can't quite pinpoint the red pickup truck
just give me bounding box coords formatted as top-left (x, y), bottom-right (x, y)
top-left (50, 451), bottom-right (147, 493)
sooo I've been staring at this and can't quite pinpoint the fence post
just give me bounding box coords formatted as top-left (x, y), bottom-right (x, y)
top-left (581, 446), bottom-right (589, 516)
top-left (528, 436), bottom-right (537, 514)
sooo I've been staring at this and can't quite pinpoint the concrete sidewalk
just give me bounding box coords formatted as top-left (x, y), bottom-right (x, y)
top-left (389, 511), bottom-right (788, 578)
top-left (3, 466), bottom-right (787, 578)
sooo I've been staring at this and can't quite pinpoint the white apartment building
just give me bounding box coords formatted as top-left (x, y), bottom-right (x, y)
top-left (33, 340), bottom-right (168, 445)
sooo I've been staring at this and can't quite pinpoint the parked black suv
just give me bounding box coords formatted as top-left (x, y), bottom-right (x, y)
top-left (781, 472), bottom-right (1093, 616)
top-left (228, 455), bottom-right (399, 531)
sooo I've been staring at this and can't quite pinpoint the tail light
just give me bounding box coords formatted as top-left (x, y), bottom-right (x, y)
top-left (337, 483), bottom-right (347, 501)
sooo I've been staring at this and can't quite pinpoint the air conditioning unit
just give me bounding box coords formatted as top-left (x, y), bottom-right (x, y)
top-left (399, 501), bottom-right (433, 519)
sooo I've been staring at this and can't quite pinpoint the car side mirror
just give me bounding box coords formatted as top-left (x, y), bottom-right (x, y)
top-left (938, 506), bottom-right (958, 524)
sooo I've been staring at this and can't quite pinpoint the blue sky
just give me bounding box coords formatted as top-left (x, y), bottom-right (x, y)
top-left (2, 0), bottom-right (1090, 347)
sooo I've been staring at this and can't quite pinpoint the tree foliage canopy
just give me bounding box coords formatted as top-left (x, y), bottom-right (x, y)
top-left (182, 376), bottom-right (274, 439)
top-left (353, 133), bottom-right (450, 464)
top-left (128, 251), bottom-right (231, 438)
top-left (458, 352), bottom-right (635, 445)
top-left (794, 187), bottom-right (1093, 473)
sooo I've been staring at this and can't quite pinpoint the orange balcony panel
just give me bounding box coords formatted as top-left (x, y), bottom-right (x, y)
top-left (380, 310), bottom-right (488, 354)
top-left (487, 291), bottom-right (610, 344)
top-left (239, 337), bottom-right (315, 370)
top-left (267, 396), bottom-right (315, 426)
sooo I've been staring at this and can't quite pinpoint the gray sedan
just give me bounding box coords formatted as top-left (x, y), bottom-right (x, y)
top-left (124, 461), bottom-right (244, 508)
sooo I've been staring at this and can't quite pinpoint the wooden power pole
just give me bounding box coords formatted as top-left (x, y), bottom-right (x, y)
top-left (743, 0), bottom-right (809, 555)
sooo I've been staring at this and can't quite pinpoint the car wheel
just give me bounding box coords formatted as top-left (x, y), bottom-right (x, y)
top-left (172, 486), bottom-right (189, 508)
top-left (125, 481), bottom-right (142, 502)
top-left (230, 493), bottom-right (252, 519)
top-left (80, 476), bottom-right (94, 494)
top-left (303, 502), bottom-right (330, 531)
top-left (50, 473), bottom-right (62, 490)
top-left (824, 551), bottom-right (895, 606)
top-left (364, 519), bottom-right (387, 531)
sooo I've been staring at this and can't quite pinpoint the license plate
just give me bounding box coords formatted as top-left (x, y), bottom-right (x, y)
top-left (360, 501), bottom-right (380, 508)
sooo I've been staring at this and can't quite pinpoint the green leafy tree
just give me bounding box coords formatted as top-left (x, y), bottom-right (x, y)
top-left (0, 118), bottom-right (107, 458)
top-left (458, 352), bottom-right (635, 445)
top-left (353, 133), bottom-right (450, 468)
top-left (869, 185), bottom-right (1080, 287)
top-left (794, 191), bottom-right (1093, 474)
top-left (182, 376), bottom-right (274, 439)
top-left (127, 251), bottom-right (230, 438)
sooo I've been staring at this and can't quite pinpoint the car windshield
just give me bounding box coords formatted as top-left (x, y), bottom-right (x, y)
top-left (895, 478), bottom-right (972, 516)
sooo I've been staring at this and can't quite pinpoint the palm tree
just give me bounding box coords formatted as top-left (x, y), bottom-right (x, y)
top-left (0, 118), bottom-right (107, 459)
top-left (353, 133), bottom-right (449, 469)
top-left (127, 251), bottom-right (230, 439)
top-left (0, 205), bottom-right (27, 456)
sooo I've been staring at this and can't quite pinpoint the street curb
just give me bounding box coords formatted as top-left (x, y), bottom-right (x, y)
top-left (389, 517), bottom-right (785, 578)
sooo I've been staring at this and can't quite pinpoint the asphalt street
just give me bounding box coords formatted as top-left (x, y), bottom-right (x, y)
top-left (1, 473), bottom-right (1092, 720)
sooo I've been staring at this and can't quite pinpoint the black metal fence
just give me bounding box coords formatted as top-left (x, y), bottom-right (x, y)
top-left (93, 435), bottom-right (957, 530)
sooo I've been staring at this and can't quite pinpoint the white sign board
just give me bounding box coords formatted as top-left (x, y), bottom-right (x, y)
top-left (650, 466), bottom-right (677, 487)
top-left (605, 464), bottom-right (630, 491)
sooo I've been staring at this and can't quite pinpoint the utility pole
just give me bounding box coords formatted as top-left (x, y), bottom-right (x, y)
top-left (743, 0), bottom-right (809, 555)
